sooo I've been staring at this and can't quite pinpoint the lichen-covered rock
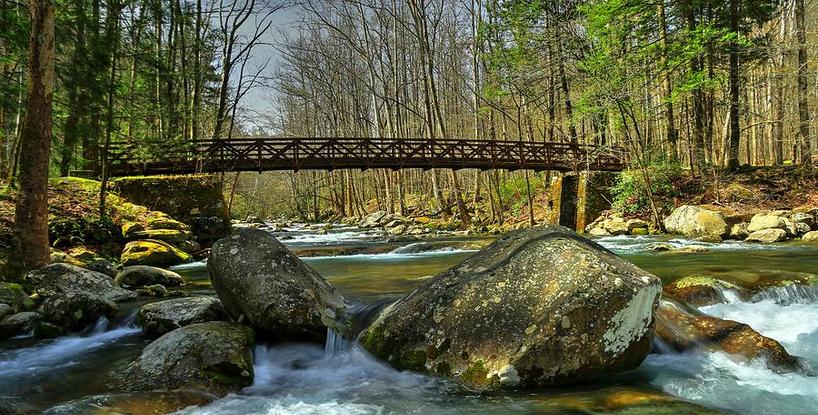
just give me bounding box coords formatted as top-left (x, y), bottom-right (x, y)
top-left (121, 322), bottom-right (254, 395)
top-left (655, 299), bottom-right (800, 372)
top-left (803, 231), bottom-right (818, 242)
top-left (115, 266), bottom-right (184, 289)
top-left (663, 276), bottom-right (741, 307)
top-left (138, 296), bottom-right (227, 336)
top-left (208, 228), bottom-right (345, 342)
top-left (791, 212), bottom-right (815, 228)
top-left (24, 263), bottom-right (136, 302)
top-left (121, 240), bottom-right (192, 267)
top-left (0, 311), bottom-right (42, 340)
top-left (359, 211), bottom-right (388, 228)
top-left (38, 293), bottom-right (117, 330)
top-left (0, 282), bottom-right (34, 312)
top-left (663, 205), bottom-right (728, 238)
top-left (359, 226), bottom-right (662, 390)
top-left (746, 228), bottom-right (788, 243)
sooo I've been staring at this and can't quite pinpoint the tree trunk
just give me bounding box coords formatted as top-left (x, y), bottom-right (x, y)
top-left (795, 0), bottom-right (812, 165)
top-left (10, 0), bottom-right (55, 275)
top-left (726, 0), bottom-right (741, 169)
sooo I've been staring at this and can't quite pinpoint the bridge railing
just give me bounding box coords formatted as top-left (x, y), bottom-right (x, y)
top-left (105, 137), bottom-right (626, 175)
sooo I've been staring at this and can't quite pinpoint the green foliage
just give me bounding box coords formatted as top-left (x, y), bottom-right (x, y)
top-left (499, 173), bottom-right (545, 212)
top-left (612, 158), bottom-right (683, 216)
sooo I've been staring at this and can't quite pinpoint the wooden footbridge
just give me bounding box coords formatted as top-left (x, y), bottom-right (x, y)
top-left (105, 137), bottom-right (626, 176)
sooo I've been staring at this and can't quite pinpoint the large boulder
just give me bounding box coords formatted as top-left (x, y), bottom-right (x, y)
top-left (663, 276), bottom-right (741, 307)
top-left (128, 229), bottom-right (194, 247)
top-left (358, 211), bottom-right (388, 228)
top-left (138, 296), bottom-right (227, 336)
top-left (115, 266), bottom-right (184, 289)
top-left (24, 263), bottom-right (136, 302)
top-left (121, 322), bottom-right (254, 395)
top-left (655, 299), bottom-right (800, 372)
top-left (359, 226), bottom-right (662, 390)
top-left (663, 205), bottom-right (728, 238)
top-left (802, 231), bottom-right (818, 242)
top-left (38, 293), bottom-right (117, 330)
top-left (121, 240), bottom-right (192, 267)
top-left (208, 228), bottom-right (345, 342)
top-left (746, 228), bottom-right (788, 243)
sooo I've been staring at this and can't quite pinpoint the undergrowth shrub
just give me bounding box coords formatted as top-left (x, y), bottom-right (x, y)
top-left (612, 157), bottom-right (683, 216)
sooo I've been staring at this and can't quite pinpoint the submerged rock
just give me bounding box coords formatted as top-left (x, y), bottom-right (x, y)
top-left (663, 205), bottom-right (728, 238)
top-left (121, 322), bottom-right (254, 395)
top-left (121, 239), bottom-right (193, 267)
top-left (655, 299), bottom-right (800, 372)
top-left (38, 292), bottom-right (117, 330)
top-left (359, 226), bottom-right (662, 390)
top-left (533, 387), bottom-right (727, 415)
top-left (42, 390), bottom-right (212, 415)
top-left (663, 276), bottom-right (741, 307)
top-left (208, 228), bottom-right (345, 342)
top-left (24, 263), bottom-right (136, 302)
top-left (138, 296), bottom-right (227, 336)
top-left (115, 266), bottom-right (184, 289)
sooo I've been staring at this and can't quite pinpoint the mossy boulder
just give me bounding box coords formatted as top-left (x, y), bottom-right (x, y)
top-left (208, 228), bottom-right (346, 342)
top-left (38, 292), bottom-right (117, 330)
top-left (121, 240), bottom-right (192, 267)
top-left (0, 282), bottom-right (35, 312)
top-left (128, 229), bottom-right (194, 246)
top-left (746, 228), bottom-right (788, 243)
top-left (359, 226), bottom-right (662, 390)
top-left (115, 266), bottom-right (184, 289)
top-left (138, 296), bottom-right (227, 336)
top-left (655, 299), bottom-right (800, 372)
top-left (663, 205), bottom-right (728, 238)
top-left (663, 276), bottom-right (741, 307)
top-left (24, 263), bottom-right (136, 302)
top-left (147, 216), bottom-right (190, 231)
top-left (120, 322), bottom-right (254, 395)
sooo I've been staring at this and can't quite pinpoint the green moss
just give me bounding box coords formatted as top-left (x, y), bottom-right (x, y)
top-left (459, 359), bottom-right (491, 387)
top-left (673, 276), bottom-right (738, 290)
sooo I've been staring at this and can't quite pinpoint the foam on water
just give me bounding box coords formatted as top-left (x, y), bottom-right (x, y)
top-left (0, 318), bottom-right (140, 379)
top-left (643, 291), bottom-right (818, 415)
top-left (594, 234), bottom-right (797, 255)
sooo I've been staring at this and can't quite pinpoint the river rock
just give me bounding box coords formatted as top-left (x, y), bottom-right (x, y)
top-left (85, 259), bottom-right (118, 278)
top-left (42, 390), bottom-right (212, 415)
top-left (655, 299), bottom-right (800, 372)
top-left (121, 240), bottom-right (192, 267)
top-left (729, 222), bottom-right (750, 240)
top-left (138, 296), bottom-right (227, 336)
top-left (38, 292), bottom-right (117, 330)
top-left (747, 213), bottom-right (787, 232)
top-left (663, 276), bottom-right (741, 307)
top-left (803, 231), bottom-right (818, 242)
top-left (128, 229), bottom-right (194, 247)
top-left (147, 216), bottom-right (191, 231)
top-left (663, 205), bottom-right (728, 238)
top-left (121, 322), bottom-right (254, 395)
top-left (359, 226), bottom-right (662, 390)
top-left (0, 304), bottom-right (12, 320)
top-left (208, 228), bottom-right (346, 342)
top-left (24, 263), bottom-right (136, 302)
top-left (0, 311), bottom-right (42, 340)
top-left (746, 228), bottom-right (787, 243)
top-left (791, 212), bottom-right (815, 228)
top-left (359, 211), bottom-right (388, 228)
top-left (115, 266), bottom-right (184, 289)
top-left (0, 282), bottom-right (34, 312)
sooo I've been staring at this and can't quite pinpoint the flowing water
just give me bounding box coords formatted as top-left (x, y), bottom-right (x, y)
top-left (2, 225), bottom-right (818, 414)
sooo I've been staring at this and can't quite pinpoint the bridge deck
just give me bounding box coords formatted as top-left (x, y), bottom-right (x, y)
top-left (106, 138), bottom-right (626, 176)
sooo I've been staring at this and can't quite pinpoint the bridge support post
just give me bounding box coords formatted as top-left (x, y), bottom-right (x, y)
top-left (549, 171), bottom-right (616, 233)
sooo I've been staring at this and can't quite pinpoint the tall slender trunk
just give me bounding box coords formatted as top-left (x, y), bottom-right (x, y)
top-left (795, 0), bottom-right (812, 165)
top-left (726, 0), bottom-right (741, 169)
top-left (10, 0), bottom-right (56, 275)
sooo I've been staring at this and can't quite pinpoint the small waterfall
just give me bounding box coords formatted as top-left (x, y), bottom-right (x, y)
top-left (751, 284), bottom-right (818, 305)
top-left (324, 328), bottom-right (350, 357)
top-left (721, 289), bottom-right (743, 304)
